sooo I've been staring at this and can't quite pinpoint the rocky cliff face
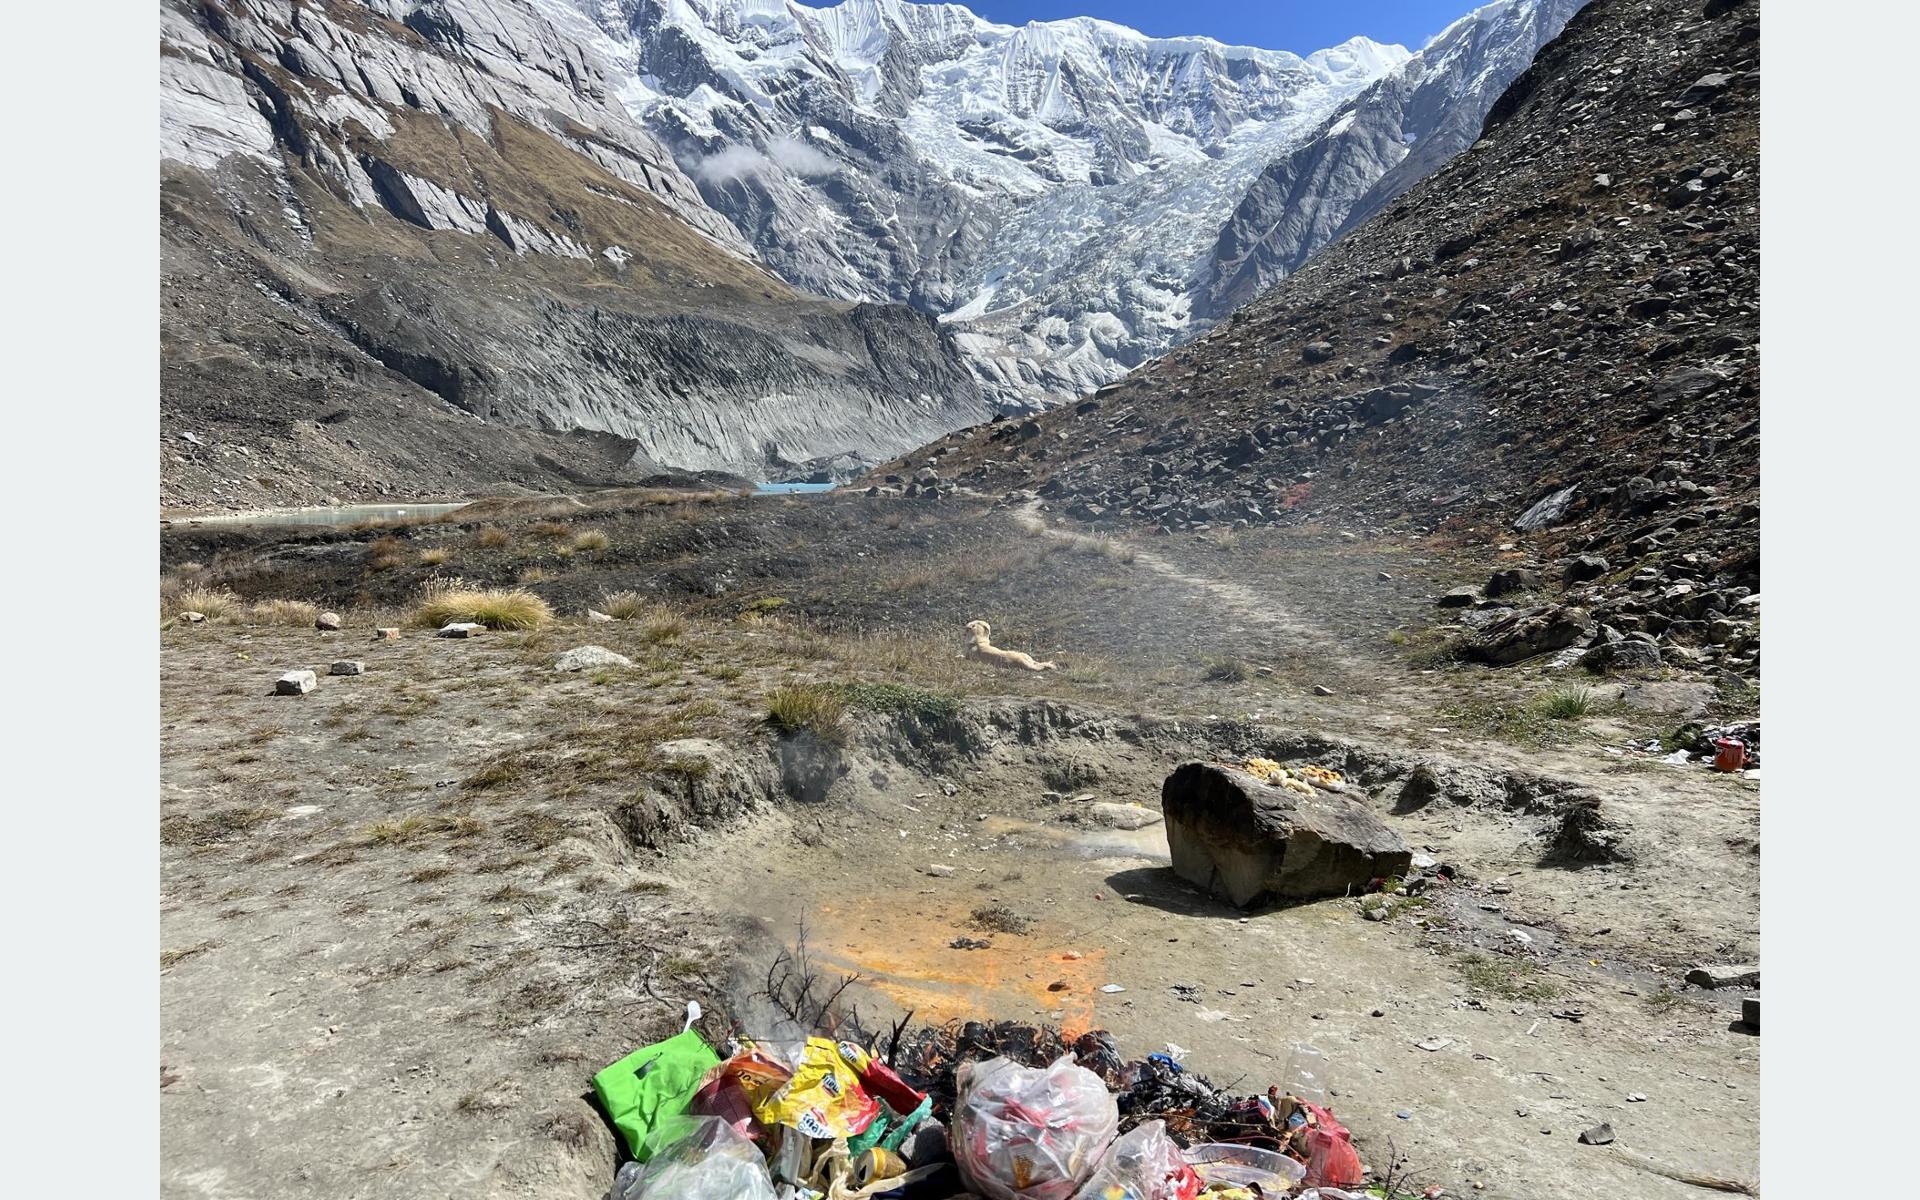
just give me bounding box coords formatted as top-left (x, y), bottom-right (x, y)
top-left (1202, 0), bottom-right (1591, 320)
top-left (160, 0), bottom-right (991, 507)
top-left (545, 0), bottom-right (1414, 407)
top-left (895, 0), bottom-right (1761, 678)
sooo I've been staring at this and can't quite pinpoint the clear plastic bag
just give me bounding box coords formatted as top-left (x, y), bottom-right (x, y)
top-left (952, 1054), bottom-right (1119, 1200)
top-left (1070, 1120), bottom-right (1199, 1200)
top-left (1184, 1142), bottom-right (1306, 1191)
top-left (1284, 1043), bottom-right (1332, 1107)
top-left (611, 1115), bottom-right (777, 1200)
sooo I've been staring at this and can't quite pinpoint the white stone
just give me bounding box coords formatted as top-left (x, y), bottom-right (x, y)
top-left (554, 645), bottom-right (634, 672)
top-left (275, 670), bottom-right (317, 695)
top-left (1088, 802), bottom-right (1163, 830)
top-left (437, 623), bottom-right (486, 638)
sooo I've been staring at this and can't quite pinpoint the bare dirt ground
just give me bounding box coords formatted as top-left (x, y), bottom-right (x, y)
top-left (159, 491), bottom-right (1758, 1199)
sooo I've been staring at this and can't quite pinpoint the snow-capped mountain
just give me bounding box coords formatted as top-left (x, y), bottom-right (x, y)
top-left (538, 0), bottom-right (1413, 403)
top-left (157, 0), bottom-right (1590, 501)
top-left (1202, 0), bottom-right (1591, 318)
top-left (537, 0), bottom-right (1585, 408)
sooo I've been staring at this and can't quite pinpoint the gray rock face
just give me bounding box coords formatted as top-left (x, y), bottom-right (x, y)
top-left (329, 660), bottom-right (366, 676)
top-left (315, 611), bottom-right (343, 631)
top-left (159, 0), bottom-right (994, 502)
top-left (1161, 762), bottom-right (1411, 907)
top-left (1466, 605), bottom-right (1593, 665)
top-left (1201, 0), bottom-right (1590, 319)
top-left (1582, 639), bottom-right (1661, 672)
top-left (553, 645), bottom-right (634, 672)
top-left (275, 670), bottom-right (318, 695)
top-left (1486, 568), bottom-right (1540, 598)
top-left (1687, 963), bottom-right (1759, 990)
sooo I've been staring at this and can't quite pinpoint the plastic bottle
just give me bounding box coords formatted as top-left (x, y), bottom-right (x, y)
top-left (1284, 1043), bottom-right (1332, 1106)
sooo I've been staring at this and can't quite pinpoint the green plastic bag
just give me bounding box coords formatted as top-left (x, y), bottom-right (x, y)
top-left (593, 1028), bottom-right (723, 1160)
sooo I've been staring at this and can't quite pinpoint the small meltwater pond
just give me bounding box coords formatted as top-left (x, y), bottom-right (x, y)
top-left (753, 481), bottom-right (837, 495)
top-left (167, 482), bottom-right (836, 526)
top-left (166, 502), bottom-right (469, 528)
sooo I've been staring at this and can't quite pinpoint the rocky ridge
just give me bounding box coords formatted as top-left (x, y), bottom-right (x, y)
top-left (1201, 0), bottom-right (1591, 319)
top-left (895, 0), bottom-right (1761, 678)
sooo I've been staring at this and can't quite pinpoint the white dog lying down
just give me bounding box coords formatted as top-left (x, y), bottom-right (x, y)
top-left (964, 620), bottom-right (1058, 672)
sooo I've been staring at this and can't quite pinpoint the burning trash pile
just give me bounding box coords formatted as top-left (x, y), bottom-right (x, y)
top-left (595, 1015), bottom-right (1375, 1200)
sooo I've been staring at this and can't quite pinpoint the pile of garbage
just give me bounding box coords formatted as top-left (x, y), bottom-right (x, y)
top-left (596, 1015), bottom-right (1375, 1200)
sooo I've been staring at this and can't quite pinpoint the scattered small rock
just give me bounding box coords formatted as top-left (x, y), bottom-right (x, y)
top-left (329, 660), bottom-right (365, 676)
top-left (372, 628), bottom-right (401, 641)
top-left (553, 645), bottom-right (633, 672)
top-left (274, 670), bottom-right (317, 696)
top-left (1686, 963), bottom-right (1759, 989)
top-left (1313, 684), bottom-right (1335, 697)
top-left (177, 611), bottom-right (206, 624)
top-left (585, 609), bottom-right (614, 623)
top-left (437, 623), bottom-right (485, 638)
top-left (1578, 1123), bottom-right (1616, 1146)
top-left (925, 864), bottom-right (955, 878)
top-left (315, 612), bottom-right (342, 631)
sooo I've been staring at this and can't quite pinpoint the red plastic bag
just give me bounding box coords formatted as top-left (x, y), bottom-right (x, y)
top-left (1302, 1104), bottom-right (1363, 1189)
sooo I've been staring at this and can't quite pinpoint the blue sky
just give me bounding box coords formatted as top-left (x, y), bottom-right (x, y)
top-left (965, 1), bottom-right (1477, 55)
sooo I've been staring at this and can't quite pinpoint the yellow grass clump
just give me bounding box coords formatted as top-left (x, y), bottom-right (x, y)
top-left (420, 547), bottom-right (452, 566)
top-left (249, 598), bottom-right (322, 627)
top-left (408, 579), bottom-right (553, 630)
top-left (161, 582), bottom-right (241, 622)
top-left (573, 529), bottom-right (610, 553)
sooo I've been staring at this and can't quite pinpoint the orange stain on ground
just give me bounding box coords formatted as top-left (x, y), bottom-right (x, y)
top-left (806, 889), bottom-right (1108, 1036)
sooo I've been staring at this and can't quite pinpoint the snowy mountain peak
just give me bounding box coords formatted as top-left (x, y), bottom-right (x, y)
top-left (1308, 36), bottom-right (1416, 82)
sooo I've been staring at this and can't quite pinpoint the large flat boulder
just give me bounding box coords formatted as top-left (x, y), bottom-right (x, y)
top-left (1161, 762), bottom-right (1411, 907)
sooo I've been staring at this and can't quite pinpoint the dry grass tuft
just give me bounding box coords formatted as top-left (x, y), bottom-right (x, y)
top-left (248, 598), bottom-right (321, 627)
top-left (599, 591), bottom-right (651, 620)
top-left (571, 529), bottom-right (610, 553)
top-left (162, 582), bottom-right (242, 622)
top-left (367, 536), bottom-right (408, 572)
top-left (765, 683), bottom-right (848, 745)
top-left (472, 526), bottom-right (511, 549)
top-left (408, 579), bottom-right (552, 630)
top-left (420, 548), bottom-right (452, 566)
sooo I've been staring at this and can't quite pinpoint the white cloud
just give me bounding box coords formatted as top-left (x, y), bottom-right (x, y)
top-left (767, 135), bottom-right (837, 177)
top-left (693, 135), bottom-right (837, 184)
